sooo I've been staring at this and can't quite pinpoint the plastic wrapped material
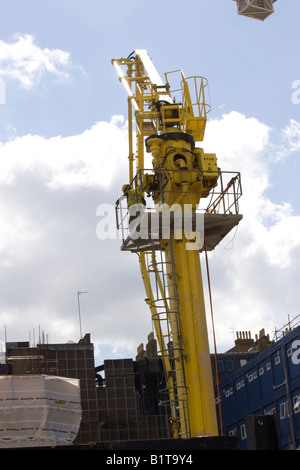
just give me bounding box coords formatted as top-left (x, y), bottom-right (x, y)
top-left (0, 375), bottom-right (82, 448)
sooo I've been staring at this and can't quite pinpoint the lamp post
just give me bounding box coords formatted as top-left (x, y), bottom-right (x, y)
top-left (77, 291), bottom-right (88, 339)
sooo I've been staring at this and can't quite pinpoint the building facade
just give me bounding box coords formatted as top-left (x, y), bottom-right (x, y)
top-left (2, 332), bottom-right (172, 445)
top-left (217, 326), bottom-right (300, 449)
top-left (3, 326), bottom-right (295, 449)
top-left (96, 357), bottom-right (171, 442)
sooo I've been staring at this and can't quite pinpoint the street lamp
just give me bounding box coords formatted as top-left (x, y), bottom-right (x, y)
top-left (77, 291), bottom-right (88, 339)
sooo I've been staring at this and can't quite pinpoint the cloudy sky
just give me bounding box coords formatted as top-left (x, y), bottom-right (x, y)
top-left (0, 0), bottom-right (299, 365)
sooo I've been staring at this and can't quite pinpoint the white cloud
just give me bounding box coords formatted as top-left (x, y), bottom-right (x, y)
top-left (0, 34), bottom-right (81, 90)
top-left (282, 119), bottom-right (300, 152)
top-left (0, 115), bottom-right (149, 362)
top-left (204, 111), bottom-right (299, 266)
top-left (0, 115), bottom-right (128, 189)
top-left (202, 112), bottom-right (300, 350)
top-left (0, 111), bottom-right (299, 362)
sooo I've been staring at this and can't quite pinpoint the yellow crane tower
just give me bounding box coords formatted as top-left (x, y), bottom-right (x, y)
top-left (113, 50), bottom-right (242, 439)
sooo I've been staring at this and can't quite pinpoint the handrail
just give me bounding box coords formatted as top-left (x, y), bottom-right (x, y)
top-left (115, 169), bottom-right (242, 237)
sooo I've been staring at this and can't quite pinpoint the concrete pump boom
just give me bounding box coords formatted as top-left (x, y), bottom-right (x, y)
top-left (112, 50), bottom-right (242, 438)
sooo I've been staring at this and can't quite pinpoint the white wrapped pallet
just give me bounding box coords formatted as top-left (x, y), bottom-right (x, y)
top-left (0, 375), bottom-right (82, 448)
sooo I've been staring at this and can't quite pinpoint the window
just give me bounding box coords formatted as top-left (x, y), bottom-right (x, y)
top-left (225, 359), bottom-right (234, 371)
top-left (225, 387), bottom-right (233, 397)
top-left (275, 355), bottom-right (281, 365)
top-left (236, 379), bottom-right (246, 390)
top-left (293, 396), bottom-right (300, 414)
top-left (240, 423), bottom-right (247, 440)
top-left (217, 360), bottom-right (224, 372)
top-left (280, 402), bottom-right (286, 420)
top-left (266, 362), bottom-right (271, 371)
top-left (259, 367), bottom-right (264, 376)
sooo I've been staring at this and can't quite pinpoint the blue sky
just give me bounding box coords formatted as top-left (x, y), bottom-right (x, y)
top-left (0, 0), bottom-right (299, 364)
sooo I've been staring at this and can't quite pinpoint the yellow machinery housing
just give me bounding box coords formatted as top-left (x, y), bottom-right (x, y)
top-left (113, 50), bottom-right (242, 438)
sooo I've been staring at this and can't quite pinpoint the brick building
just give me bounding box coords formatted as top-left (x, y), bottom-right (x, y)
top-left (3, 332), bottom-right (171, 445)
top-left (96, 357), bottom-right (171, 442)
top-left (1, 328), bottom-right (273, 446)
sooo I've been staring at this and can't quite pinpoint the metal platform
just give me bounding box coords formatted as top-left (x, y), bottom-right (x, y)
top-left (121, 212), bottom-right (243, 253)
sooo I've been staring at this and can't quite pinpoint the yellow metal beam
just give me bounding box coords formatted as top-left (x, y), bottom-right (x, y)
top-left (164, 237), bottom-right (218, 437)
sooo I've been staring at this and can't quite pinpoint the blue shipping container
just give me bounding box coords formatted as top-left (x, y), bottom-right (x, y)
top-left (215, 326), bottom-right (300, 450)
